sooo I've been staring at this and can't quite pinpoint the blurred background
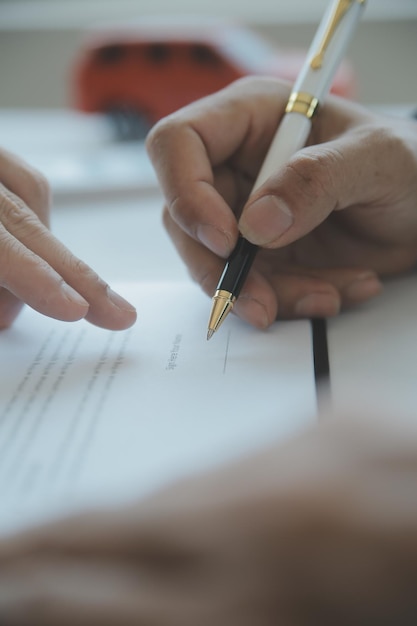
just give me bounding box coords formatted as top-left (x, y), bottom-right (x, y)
top-left (0, 0), bottom-right (416, 202)
top-left (1, 0), bottom-right (417, 110)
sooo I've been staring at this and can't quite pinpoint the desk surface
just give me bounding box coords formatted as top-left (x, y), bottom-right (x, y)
top-left (0, 110), bottom-right (158, 202)
top-left (328, 274), bottom-right (417, 418)
top-left (52, 193), bottom-right (188, 284)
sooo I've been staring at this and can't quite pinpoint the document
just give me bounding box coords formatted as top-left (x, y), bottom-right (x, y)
top-left (0, 282), bottom-right (317, 535)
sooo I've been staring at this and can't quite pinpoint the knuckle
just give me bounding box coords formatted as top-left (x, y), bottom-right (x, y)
top-left (24, 169), bottom-right (51, 226)
top-left (0, 234), bottom-right (24, 286)
top-left (28, 170), bottom-right (51, 210)
top-left (16, 165), bottom-right (51, 222)
top-left (229, 75), bottom-right (276, 96)
top-left (369, 124), bottom-right (415, 171)
top-left (285, 150), bottom-right (339, 206)
top-left (366, 124), bottom-right (400, 151)
top-left (0, 187), bottom-right (42, 234)
top-left (71, 255), bottom-right (90, 276)
top-left (0, 188), bottom-right (23, 218)
top-left (69, 255), bottom-right (102, 286)
top-left (146, 115), bottom-right (181, 160)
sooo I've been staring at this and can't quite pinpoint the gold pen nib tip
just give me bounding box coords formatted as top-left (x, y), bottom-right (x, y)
top-left (207, 329), bottom-right (214, 341)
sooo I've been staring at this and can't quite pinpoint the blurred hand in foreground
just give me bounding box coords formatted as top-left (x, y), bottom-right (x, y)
top-left (1, 413), bottom-right (417, 624)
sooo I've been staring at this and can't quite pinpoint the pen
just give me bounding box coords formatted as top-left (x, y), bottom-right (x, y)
top-left (207, 0), bottom-right (366, 340)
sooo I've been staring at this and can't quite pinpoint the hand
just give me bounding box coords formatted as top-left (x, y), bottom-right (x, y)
top-left (1, 413), bottom-right (417, 625)
top-left (0, 148), bottom-right (136, 330)
top-left (147, 77), bottom-right (417, 328)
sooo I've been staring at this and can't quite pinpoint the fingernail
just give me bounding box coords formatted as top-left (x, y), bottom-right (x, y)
top-left (295, 293), bottom-right (340, 317)
top-left (107, 288), bottom-right (137, 313)
top-left (240, 196), bottom-right (293, 246)
top-left (197, 224), bottom-right (232, 257)
top-left (234, 295), bottom-right (270, 329)
top-left (60, 283), bottom-right (89, 308)
top-left (343, 275), bottom-right (382, 302)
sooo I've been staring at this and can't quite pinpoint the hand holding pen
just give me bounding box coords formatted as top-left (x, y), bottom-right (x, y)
top-left (206, 0), bottom-right (367, 337)
top-left (147, 2), bottom-right (417, 333)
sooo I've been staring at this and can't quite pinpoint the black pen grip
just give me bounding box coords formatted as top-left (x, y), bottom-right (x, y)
top-left (216, 236), bottom-right (258, 297)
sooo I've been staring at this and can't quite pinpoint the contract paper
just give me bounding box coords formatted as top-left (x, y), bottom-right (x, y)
top-left (0, 282), bottom-right (317, 535)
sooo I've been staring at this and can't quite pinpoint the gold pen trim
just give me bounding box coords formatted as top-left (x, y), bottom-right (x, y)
top-left (207, 289), bottom-right (236, 339)
top-left (310, 0), bottom-right (366, 70)
top-left (285, 92), bottom-right (319, 119)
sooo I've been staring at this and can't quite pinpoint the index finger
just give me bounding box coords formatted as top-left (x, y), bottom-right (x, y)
top-left (146, 77), bottom-right (292, 258)
top-left (0, 147), bottom-right (50, 227)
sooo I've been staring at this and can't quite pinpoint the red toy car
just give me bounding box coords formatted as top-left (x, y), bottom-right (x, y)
top-left (71, 19), bottom-right (356, 139)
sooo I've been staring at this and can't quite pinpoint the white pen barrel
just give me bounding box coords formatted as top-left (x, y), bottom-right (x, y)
top-left (295, 0), bottom-right (366, 101)
top-left (251, 0), bottom-right (366, 195)
top-left (252, 113), bottom-right (311, 192)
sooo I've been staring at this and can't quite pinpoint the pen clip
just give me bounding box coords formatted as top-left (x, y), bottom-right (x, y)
top-left (310, 0), bottom-right (364, 70)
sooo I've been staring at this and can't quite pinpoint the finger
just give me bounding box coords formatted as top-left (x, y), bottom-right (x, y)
top-left (0, 187), bottom-right (136, 330)
top-left (0, 510), bottom-right (127, 561)
top-left (163, 206), bottom-right (276, 329)
top-left (0, 560), bottom-right (146, 626)
top-left (266, 267), bottom-right (382, 319)
top-left (235, 266), bottom-right (382, 323)
top-left (0, 150), bottom-right (53, 327)
top-left (0, 504), bottom-right (195, 566)
top-left (162, 206), bottom-right (223, 296)
top-left (304, 267), bottom-right (383, 311)
top-left (238, 109), bottom-right (413, 248)
top-left (0, 287), bottom-right (24, 329)
top-left (0, 220), bottom-right (90, 323)
top-left (148, 115), bottom-right (237, 259)
top-left (0, 556), bottom-right (216, 626)
top-left (164, 206), bottom-right (382, 326)
top-left (161, 161), bottom-right (250, 273)
top-left (0, 147), bottom-right (51, 227)
top-left (147, 77), bottom-right (292, 257)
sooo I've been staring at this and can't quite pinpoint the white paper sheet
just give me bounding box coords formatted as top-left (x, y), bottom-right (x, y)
top-left (0, 282), bottom-right (317, 535)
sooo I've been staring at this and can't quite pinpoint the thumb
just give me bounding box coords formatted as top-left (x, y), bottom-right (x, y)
top-left (238, 133), bottom-right (379, 248)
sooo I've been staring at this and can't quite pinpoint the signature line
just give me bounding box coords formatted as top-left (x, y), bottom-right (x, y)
top-left (223, 330), bottom-right (232, 375)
